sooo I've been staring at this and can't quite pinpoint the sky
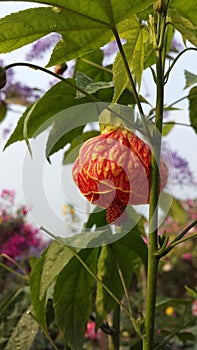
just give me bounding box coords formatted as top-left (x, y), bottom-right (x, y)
top-left (0, 2), bottom-right (197, 238)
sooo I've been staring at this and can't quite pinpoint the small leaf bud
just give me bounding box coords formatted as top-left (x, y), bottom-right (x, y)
top-left (153, 0), bottom-right (166, 14)
top-left (54, 63), bottom-right (67, 75)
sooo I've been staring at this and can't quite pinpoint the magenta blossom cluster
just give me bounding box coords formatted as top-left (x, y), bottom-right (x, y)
top-left (0, 189), bottom-right (44, 260)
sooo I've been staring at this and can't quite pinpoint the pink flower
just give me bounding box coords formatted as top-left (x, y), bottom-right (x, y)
top-left (192, 300), bottom-right (197, 316)
top-left (21, 206), bottom-right (28, 215)
top-left (84, 320), bottom-right (101, 340)
top-left (182, 253), bottom-right (193, 261)
top-left (0, 189), bottom-right (15, 204)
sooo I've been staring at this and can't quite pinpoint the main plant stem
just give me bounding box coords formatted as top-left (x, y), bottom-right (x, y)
top-left (143, 40), bottom-right (165, 350)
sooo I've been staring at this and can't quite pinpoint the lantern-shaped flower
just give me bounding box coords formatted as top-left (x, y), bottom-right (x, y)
top-left (72, 127), bottom-right (168, 225)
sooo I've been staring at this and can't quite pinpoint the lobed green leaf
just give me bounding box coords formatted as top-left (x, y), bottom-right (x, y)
top-left (4, 79), bottom-right (88, 149)
top-left (75, 50), bottom-right (112, 82)
top-left (4, 309), bottom-right (39, 350)
top-left (160, 192), bottom-right (188, 224)
top-left (170, 0), bottom-right (197, 27)
top-left (96, 225), bottom-right (147, 327)
top-left (184, 70), bottom-right (197, 89)
top-left (62, 130), bottom-right (100, 165)
top-left (112, 17), bottom-right (142, 103)
top-left (188, 86), bottom-right (197, 133)
top-left (39, 240), bottom-right (75, 300)
top-left (29, 247), bottom-right (50, 331)
top-left (162, 122), bottom-right (175, 136)
top-left (168, 9), bottom-right (197, 47)
top-left (0, 287), bottom-right (33, 349)
top-left (95, 245), bottom-right (124, 327)
top-left (54, 248), bottom-right (99, 349)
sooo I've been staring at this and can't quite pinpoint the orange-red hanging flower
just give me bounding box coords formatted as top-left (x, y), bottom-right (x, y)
top-left (72, 127), bottom-right (168, 225)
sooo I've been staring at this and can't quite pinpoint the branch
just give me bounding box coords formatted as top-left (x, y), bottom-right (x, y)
top-left (164, 47), bottom-right (197, 83)
top-left (161, 219), bottom-right (197, 256)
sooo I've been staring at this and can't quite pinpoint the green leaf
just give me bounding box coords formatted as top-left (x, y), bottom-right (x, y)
top-left (185, 285), bottom-right (197, 299)
top-left (47, 125), bottom-right (85, 160)
top-left (112, 17), bottom-right (142, 103)
top-left (170, 0), bottom-right (197, 27)
top-left (4, 78), bottom-right (148, 153)
top-left (46, 91), bottom-right (142, 159)
top-left (168, 9), bottom-right (197, 47)
top-left (36, 0), bottom-right (154, 26)
top-left (129, 339), bottom-right (143, 350)
top-left (45, 101), bottom-right (103, 159)
top-left (176, 332), bottom-right (196, 345)
top-left (39, 240), bottom-right (75, 300)
top-left (47, 34), bottom-right (110, 67)
top-left (162, 122), bottom-right (175, 136)
top-left (113, 226), bottom-right (148, 269)
top-left (184, 70), bottom-right (197, 89)
top-left (0, 287), bottom-right (32, 349)
top-left (75, 50), bottom-right (112, 82)
top-left (95, 226), bottom-right (147, 327)
top-left (29, 247), bottom-right (50, 331)
top-left (131, 26), bottom-right (148, 91)
top-left (99, 103), bottom-right (139, 132)
top-left (4, 80), bottom-right (88, 149)
top-left (0, 7), bottom-right (62, 53)
top-left (156, 297), bottom-right (192, 309)
top-left (3, 104), bottom-right (33, 149)
top-left (188, 86), bottom-right (197, 133)
top-left (95, 245), bottom-right (124, 326)
top-left (85, 206), bottom-right (108, 228)
top-left (4, 309), bottom-right (39, 350)
top-left (159, 192), bottom-right (188, 224)
top-left (0, 6), bottom-right (111, 59)
top-left (75, 71), bottom-right (114, 99)
top-left (54, 248), bottom-right (99, 349)
top-left (0, 102), bottom-right (7, 122)
top-left (47, 0), bottom-right (154, 66)
top-left (77, 80), bottom-right (114, 99)
top-left (75, 71), bottom-right (93, 89)
top-left (0, 0), bottom-right (157, 64)
top-left (52, 228), bottom-right (113, 249)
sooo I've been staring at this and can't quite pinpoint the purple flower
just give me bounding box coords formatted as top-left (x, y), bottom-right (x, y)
top-left (101, 40), bottom-right (119, 57)
top-left (4, 81), bottom-right (41, 104)
top-left (101, 39), bottom-right (126, 65)
top-left (26, 33), bottom-right (61, 61)
top-left (171, 151), bottom-right (196, 186)
top-left (170, 35), bottom-right (185, 53)
top-left (1, 124), bottom-right (12, 140)
top-left (0, 58), bottom-right (42, 104)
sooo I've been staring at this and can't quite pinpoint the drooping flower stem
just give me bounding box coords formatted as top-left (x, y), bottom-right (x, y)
top-left (143, 9), bottom-right (166, 350)
top-left (4, 62), bottom-right (100, 104)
